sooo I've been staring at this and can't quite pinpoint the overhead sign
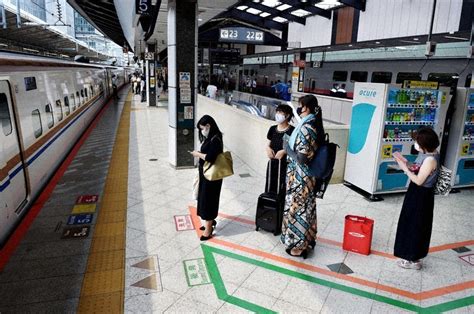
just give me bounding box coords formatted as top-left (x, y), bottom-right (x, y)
top-left (219, 27), bottom-right (264, 43)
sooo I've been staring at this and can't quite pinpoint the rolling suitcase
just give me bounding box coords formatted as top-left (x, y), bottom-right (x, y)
top-left (255, 159), bottom-right (285, 236)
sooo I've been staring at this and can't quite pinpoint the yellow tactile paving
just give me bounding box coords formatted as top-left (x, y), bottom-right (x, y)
top-left (86, 250), bottom-right (125, 273)
top-left (81, 269), bottom-right (124, 296)
top-left (78, 91), bottom-right (131, 313)
top-left (96, 210), bottom-right (126, 224)
top-left (89, 235), bottom-right (126, 253)
top-left (77, 292), bottom-right (122, 314)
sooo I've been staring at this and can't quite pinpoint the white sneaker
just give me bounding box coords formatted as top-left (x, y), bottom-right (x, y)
top-left (397, 259), bottom-right (422, 270)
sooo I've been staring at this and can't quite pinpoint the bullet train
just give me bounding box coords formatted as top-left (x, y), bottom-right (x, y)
top-left (0, 52), bottom-right (126, 246)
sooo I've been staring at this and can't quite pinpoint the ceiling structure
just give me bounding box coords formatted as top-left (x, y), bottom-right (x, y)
top-left (0, 6), bottom-right (110, 61)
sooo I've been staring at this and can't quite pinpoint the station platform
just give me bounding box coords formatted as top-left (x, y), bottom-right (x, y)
top-left (0, 88), bottom-right (473, 313)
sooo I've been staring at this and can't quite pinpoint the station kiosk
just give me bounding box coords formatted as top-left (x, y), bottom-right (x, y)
top-left (344, 82), bottom-right (450, 198)
top-left (444, 88), bottom-right (474, 188)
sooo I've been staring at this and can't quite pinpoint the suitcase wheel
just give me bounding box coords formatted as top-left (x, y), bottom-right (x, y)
top-left (256, 226), bottom-right (259, 231)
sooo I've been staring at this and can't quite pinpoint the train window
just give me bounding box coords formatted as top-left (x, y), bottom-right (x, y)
top-left (76, 91), bottom-right (80, 106)
top-left (70, 94), bottom-right (76, 111)
top-left (396, 72), bottom-right (422, 84)
top-left (64, 96), bottom-right (70, 116)
top-left (81, 90), bottom-right (84, 103)
top-left (90, 86), bottom-right (93, 96)
top-left (45, 104), bottom-right (54, 129)
top-left (371, 72), bottom-right (392, 83)
top-left (333, 71), bottom-right (347, 82)
top-left (84, 88), bottom-right (88, 99)
top-left (465, 74), bottom-right (472, 88)
top-left (427, 73), bottom-right (459, 88)
top-left (31, 109), bottom-right (42, 138)
top-left (350, 71), bottom-right (368, 83)
top-left (55, 100), bottom-right (63, 121)
top-left (0, 93), bottom-right (12, 136)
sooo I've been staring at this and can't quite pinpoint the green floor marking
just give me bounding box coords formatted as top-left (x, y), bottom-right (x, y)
top-left (202, 245), bottom-right (277, 314)
top-left (201, 244), bottom-right (474, 313)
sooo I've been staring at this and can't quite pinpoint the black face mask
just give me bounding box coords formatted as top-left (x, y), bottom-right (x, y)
top-left (296, 107), bottom-right (303, 116)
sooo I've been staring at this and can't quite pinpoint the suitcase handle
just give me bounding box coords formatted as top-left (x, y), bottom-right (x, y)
top-left (266, 159), bottom-right (282, 194)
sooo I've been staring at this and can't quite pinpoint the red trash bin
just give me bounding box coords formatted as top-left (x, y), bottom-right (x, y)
top-left (342, 215), bottom-right (374, 255)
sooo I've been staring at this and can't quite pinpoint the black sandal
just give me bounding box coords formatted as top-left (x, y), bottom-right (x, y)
top-left (285, 248), bottom-right (308, 259)
top-left (199, 220), bottom-right (217, 231)
top-left (200, 227), bottom-right (214, 241)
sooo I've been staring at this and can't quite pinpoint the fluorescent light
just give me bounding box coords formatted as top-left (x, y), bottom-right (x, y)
top-left (315, 0), bottom-right (342, 9)
top-left (375, 41), bottom-right (381, 44)
top-left (237, 5), bottom-right (248, 10)
top-left (198, 18), bottom-right (202, 21)
top-left (260, 12), bottom-right (271, 17)
top-left (247, 7), bottom-right (262, 14)
top-left (273, 16), bottom-right (288, 23)
top-left (262, 0), bottom-right (281, 7)
top-left (413, 38), bottom-right (419, 41)
top-left (277, 4), bottom-right (292, 10)
top-left (444, 35), bottom-right (469, 41)
top-left (291, 9), bottom-right (311, 17)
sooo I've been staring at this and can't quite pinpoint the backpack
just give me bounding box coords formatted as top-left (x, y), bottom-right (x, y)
top-left (308, 133), bottom-right (339, 198)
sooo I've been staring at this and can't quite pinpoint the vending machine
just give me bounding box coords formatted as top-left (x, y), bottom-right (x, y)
top-left (344, 83), bottom-right (449, 198)
top-left (444, 88), bottom-right (474, 188)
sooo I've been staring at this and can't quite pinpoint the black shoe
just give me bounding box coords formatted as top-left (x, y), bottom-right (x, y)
top-left (200, 227), bottom-right (214, 241)
top-left (309, 240), bottom-right (316, 249)
top-left (285, 248), bottom-right (308, 259)
top-left (199, 220), bottom-right (217, 231)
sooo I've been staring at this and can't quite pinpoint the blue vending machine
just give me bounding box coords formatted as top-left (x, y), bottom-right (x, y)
top-left (344, 83), bottom-right (450, 198)
top-left (445, 88), bottom-right (474, 188)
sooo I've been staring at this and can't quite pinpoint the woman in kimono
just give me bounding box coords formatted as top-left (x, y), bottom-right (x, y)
top-left (281, 95), bottom-right (324, 258)
top-left (191, 115), bottom-right (223, 241)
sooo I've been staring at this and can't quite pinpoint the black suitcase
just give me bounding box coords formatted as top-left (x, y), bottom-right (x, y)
top-left (255, 159), bottom-right (285, 236)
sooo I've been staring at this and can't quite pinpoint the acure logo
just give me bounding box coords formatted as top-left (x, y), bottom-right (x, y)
top-left (359, 90), bottom-right (377, 97)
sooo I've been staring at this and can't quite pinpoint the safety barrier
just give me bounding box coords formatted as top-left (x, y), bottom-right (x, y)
top-left (197, 95), bottom-right (349, 183)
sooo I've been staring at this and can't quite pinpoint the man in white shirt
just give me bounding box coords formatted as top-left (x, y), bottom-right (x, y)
top-left (206, 84), bottom-right (217, 99)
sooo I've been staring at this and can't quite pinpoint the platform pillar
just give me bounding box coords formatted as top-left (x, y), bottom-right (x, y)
top-left (167, 0), bottom-right (197, 168)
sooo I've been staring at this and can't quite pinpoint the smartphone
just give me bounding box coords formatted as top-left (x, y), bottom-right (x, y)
top-left (393, 151), bottom-right (407, 163)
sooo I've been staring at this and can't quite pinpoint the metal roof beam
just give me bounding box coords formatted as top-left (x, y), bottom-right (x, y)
top-left (223, 9), bottom-right (286, 31)
top-left (241, 1), bottom-right (306, 25)
top-left (339, 0), bottom-right (366, 11)
top-left (278, 0), bottom-right (331, 19)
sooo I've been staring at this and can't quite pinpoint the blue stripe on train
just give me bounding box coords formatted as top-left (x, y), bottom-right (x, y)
top-left (0, 94), bottom-right (103, 193)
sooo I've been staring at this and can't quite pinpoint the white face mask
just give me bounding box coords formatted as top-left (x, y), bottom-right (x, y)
top-left (275, 113), bottom-right (286, 123)
top-left (201, 127), bottom-right (210, 138)
top-left (414, 142), bottom-right (422, 152)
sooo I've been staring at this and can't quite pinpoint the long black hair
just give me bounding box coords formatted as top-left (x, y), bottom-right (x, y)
top-left (299, 94), bottom-right (325, 143)
top-left (197, 115), bottom-right (222, 143)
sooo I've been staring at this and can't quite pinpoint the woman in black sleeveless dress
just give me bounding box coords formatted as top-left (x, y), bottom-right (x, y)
top-left (393, 127), bottom-right (440, 270)
top-left (191, 115), bottom-right (223, 241)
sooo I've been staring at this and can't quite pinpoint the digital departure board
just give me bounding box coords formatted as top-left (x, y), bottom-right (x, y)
top-left (219, 27), bottom-right (264, 43)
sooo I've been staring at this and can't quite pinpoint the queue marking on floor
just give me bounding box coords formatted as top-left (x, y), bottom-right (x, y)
top-left (217, 211), bottom-right (474, 257)
top-left (189, 206), bottom-right (474, 302)
top-left (77, 91), bottom-right (131, 313)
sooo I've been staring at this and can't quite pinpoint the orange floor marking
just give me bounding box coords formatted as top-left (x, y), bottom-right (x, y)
top-left (191, 207), bottom-right (474, 301)
top-left (217, 212), bottom-right (395, 259)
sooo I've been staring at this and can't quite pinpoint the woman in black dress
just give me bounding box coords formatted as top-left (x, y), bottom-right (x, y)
top-left (191, 115), bottom-right (223, 241)
top-left (393, 127), bottom-right (440, 270)
top-left (265, 104), bottom-right (294, 193)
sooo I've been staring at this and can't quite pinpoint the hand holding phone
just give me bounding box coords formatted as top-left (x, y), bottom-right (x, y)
top-left (393, 151), bottom-right (407, 163)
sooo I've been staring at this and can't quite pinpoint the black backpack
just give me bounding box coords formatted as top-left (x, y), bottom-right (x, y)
top-left (308, 133), bottom-right (339, 199)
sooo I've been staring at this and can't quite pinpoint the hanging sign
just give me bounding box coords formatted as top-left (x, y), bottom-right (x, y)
top-left (219, 27), bottom-right (264, 43)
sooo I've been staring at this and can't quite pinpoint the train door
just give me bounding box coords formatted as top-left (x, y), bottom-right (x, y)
top-left (0, 81), bottom-right (28, 240)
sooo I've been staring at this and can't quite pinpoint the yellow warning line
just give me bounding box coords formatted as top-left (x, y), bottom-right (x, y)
top-left (77, 92), bottom-right (131, 313)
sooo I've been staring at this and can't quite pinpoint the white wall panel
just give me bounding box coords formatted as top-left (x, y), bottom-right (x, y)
top-left (288, 14), bottom-right (332, 48)
top-left (358, 0), bottom-right (463, 41)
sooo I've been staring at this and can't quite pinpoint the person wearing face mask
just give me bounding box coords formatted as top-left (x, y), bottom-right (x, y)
top-left (265, 104), bottom-right (294, 194)
top-left (393, 127), bottom-right (440, 270)
top-left (281, 95), bottom-right (324, 258)
top-left (190, 115), bottom-right (224, 241)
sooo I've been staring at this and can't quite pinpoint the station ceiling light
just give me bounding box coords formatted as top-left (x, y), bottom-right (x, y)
top-left (237, 5), bottom-right (248, 10)
top-left (291, 9), bottom-right (311, 17)
top-left (261, 0), bottom-right (281, 7)
top-left (260, 12), bottom-right (272, 17)
top-left (273, 16), bottom-right (288, 23)
top-left (315, 0), bottom-right (342, 10)
top-left (277, 4), bottom-right (292, 11)
top-left (247, 7), bottom-right (262, 14)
